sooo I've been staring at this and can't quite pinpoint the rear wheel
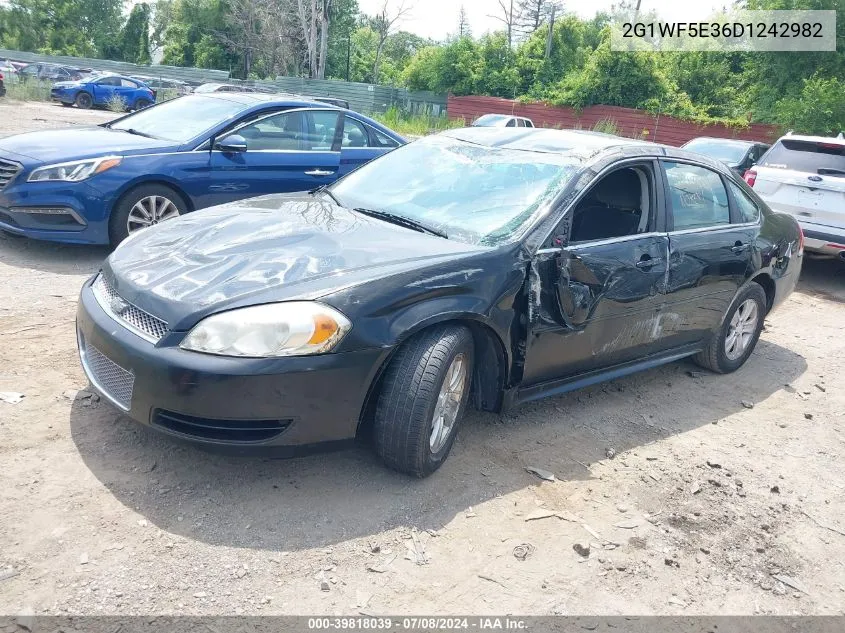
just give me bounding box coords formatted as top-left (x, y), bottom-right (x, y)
top-left (694, 283), bottom-right (766, 374)
top-left (108, 184), bottom-right (187, 247)
top-left (74, 91), bottom-right (93, 109)
top-left (134, 98), bottom-right (152, 110)
top-left (373, 325), bottom-right (474, 477)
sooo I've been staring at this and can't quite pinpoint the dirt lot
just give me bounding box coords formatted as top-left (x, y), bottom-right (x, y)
top-left (1, 99), bottom-right (845, 616)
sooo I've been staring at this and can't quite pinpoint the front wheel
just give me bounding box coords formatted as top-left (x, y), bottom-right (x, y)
top-left (373, 325), bottom-right (474, 477)
top-left (108, 184), bottom-right (187, 247)
top-left (694, 283), bottom-right (766, 374)
top-left (74, 91), bottom-right (93, 109)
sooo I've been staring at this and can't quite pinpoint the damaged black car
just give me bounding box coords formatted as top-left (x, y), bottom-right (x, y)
top-left (75, 128), bottom-right (803, 476)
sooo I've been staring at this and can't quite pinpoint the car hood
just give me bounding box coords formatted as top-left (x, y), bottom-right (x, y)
top-left (104, 194), bottom-right (485, 330)
top-left (0, 127), bottom-right (178, 161)
top-left (52, 81), bottom-right (83, 89)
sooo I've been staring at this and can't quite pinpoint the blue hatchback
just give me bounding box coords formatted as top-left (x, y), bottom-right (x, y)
top-left (0, 93), bottom-right (405, 245)
top-left (51, 73), bottom-right (157, 111)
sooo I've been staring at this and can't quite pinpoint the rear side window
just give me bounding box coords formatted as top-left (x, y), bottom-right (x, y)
top-left (371, 127), bottom-right (399, 148)
top-left (664, 162), bottom-right (730, 230)
top-left (727, 180), bottom-right (760, 223)
top-left (761, 139), bottom-right (845, 176)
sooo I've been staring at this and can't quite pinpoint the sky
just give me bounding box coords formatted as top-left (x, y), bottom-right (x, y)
top-left (356, 0), bottom-right (728, 41)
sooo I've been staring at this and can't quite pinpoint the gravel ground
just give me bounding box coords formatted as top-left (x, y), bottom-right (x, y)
top-left (1, 100), bottom-right (845, 616)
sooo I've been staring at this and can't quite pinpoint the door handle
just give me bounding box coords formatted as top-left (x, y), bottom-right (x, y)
top-left (305, 169), bottom-right (335, 176)
top-left (635, 255), bottom-right (664, 269)
top-left (731, 242), bottom-right (750, 254)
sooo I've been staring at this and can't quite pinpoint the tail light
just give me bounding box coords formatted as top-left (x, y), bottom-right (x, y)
top-left (0, 72), bottom-right (4, 81)
top-left (743, 169), bottom-right (757, 187)
top-left (798, 226), bottom-right (805, 256)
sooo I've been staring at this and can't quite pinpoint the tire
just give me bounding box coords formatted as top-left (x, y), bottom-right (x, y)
top-left (134, 98), bottom-right (152, 110)
top-left (108, 184), bottom-right (188, 247)
top-left (694, 283), bottom-right (767, 374)
top-left (74, 91), bottom-right (93, 109)
top-left (373, 324), bottom-right (474, 477)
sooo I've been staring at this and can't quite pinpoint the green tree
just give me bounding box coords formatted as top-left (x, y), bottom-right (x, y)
top-left (775, 75), bottom-right (845, 135)
top-left (121, 3), bottom-right (152, 64)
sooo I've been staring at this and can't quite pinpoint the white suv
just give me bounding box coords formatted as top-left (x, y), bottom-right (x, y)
top-left (747, 133), bottom-right (845, 257)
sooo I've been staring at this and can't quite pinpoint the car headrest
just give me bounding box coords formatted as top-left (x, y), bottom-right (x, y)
top-left (347, 128), bottom-right (365, 146)
top-left (593, 169), bottom-right (641, 210)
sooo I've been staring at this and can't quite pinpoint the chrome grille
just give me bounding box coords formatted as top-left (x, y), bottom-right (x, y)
top-left (83, 345), bottom-right (134, 410)
top-left (0, 158), bottom-right (22, 190)
top-left (92, 274), bottom-right (169, 343)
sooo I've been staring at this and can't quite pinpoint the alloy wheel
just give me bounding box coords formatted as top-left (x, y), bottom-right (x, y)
top-left (126, 195), bottom-right (181, 234)
top-left (725, 298), bottom-right (759, 361)
top-left (429, 352), bottom-right (467, 453)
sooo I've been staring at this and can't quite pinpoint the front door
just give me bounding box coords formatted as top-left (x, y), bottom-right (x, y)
top-left (205, 109), bottom-right (342, 207)
top-left (661, 160), bottom-right (755, 347)
top-left (522, 162), bottom-right (670, 385)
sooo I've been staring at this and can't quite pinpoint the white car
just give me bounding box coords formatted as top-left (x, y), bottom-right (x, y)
top-left (471, 114), bottom-right (535, 128)
top-left (747, 133), bottom-right (845, 258)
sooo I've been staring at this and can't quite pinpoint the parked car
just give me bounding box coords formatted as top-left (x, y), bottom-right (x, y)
top-left (130, 76), bottom-right (192, 96)
top-left (74, 128), bottom-right (803, 476)
top-left (18, 63), bottom-right (86, 82)
top-left (745, 133), bottom-right (845, 258)
top-left (472, 113), bottom-right (535, 128)
top-left (193, 82), bottom-right (275, 94)
top-left (0, 93), bottom-right (404, 246)
top-left (50, 74), bottom-right (156, 110)
top-left (0, 59), bottom-right (19, 83)
top-left (682, 137), bottom-right (770, 178)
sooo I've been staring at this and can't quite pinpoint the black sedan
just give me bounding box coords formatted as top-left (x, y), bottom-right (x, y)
top-left (75, 128), bottom-right (803, 476)
top-left (682, 137), bottom-right (770, 178)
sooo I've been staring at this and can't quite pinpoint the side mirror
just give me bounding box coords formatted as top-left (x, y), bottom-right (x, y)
top-left (215, 134), bottom-right (247, 153)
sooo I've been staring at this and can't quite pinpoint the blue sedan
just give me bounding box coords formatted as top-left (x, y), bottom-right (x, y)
top-left (51, 74), bottom-right (156, 111)
top-left (0, 93), bottom-right (405, 245)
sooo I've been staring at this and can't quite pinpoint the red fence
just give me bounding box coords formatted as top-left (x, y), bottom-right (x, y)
top-left (447, 95), bottom-right (780, 146)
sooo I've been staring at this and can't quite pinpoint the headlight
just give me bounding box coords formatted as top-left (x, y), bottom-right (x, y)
top-left (28, 156), bottom-right (122, 182)
top-left (180, 302), bottom-right (352, 357)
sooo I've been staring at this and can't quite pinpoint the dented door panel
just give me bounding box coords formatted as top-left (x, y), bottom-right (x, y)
top-left (663, 225), bottom-right (755, 346)
top-left (521, 235), bottom-right (669, 385)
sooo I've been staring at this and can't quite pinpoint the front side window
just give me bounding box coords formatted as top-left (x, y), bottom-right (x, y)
top-left (330, 135), bottom-right (579, 245)
top-left (568, 166), bottom-right (652, 243)
top-left (96, 77), bottom-right (121, 86)
top-left (728, 180), bottom-right (760, 223)
top-left (238, 111), bottom-right (304, 151)
top-left (664, 162), bottom-right (730, 230)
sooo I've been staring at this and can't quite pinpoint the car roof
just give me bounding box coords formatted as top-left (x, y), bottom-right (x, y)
top-left (777, 133), bottom-right (845, 145)
top-left (192, 91), bottom-right (331, 108)
top-left (442, 127), bottom-right (653, 154)
top-left (685, 137), bottom-right (762, 147)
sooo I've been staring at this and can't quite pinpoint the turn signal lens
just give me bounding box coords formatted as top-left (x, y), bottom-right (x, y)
top-left (743, 169), bottom-right (757, 187)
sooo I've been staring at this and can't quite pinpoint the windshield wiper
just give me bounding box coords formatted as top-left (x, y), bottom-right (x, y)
top-left (817, 168), bottom-right (845, 176)
top-left (120, 128), bottom-right (158, 139)
top-left (309, 185), bottom-right (342, 206)
top-left (353, 207), bottom-right (448, 239)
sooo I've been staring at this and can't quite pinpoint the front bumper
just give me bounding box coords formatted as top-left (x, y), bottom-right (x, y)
top-left (0, 176), bottom-right (111, 244)
top-left (75, 277), bottom-right (389, 451)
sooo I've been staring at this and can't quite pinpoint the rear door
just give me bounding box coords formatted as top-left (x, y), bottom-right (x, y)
top-left (336, 114), bottom-right (395, 177)
top-left (206, 108), bottom-right (341, 206)
top-left (91, 76), bottom-right (120, 104)
top-left (662, 160), bottom-right (755, 347)
top-left (753, 138), bottom-right (845, 233)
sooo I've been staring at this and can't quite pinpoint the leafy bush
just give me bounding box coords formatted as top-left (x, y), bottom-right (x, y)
top-left (774, 75), bottom-right (845, 136)
top-left (5, 80), bottom-right (51, 102)
top-left (591, 117), bottom-right (620, 136)
top-left (374, 106), bottom-right (464, 137)
top-left (105, 94), bottom-right (128, 113)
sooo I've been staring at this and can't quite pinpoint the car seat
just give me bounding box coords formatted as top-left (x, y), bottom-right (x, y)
top-left (571, 169), bottom-right (643, 241)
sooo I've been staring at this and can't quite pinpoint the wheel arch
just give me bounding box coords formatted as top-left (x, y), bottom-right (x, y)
top-left (750, 271), bottom-right (776, 313)
top-left (110, 177), bottom-right (195, 214)
top-left (356, 315), bottom-right (510, 438)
